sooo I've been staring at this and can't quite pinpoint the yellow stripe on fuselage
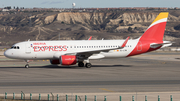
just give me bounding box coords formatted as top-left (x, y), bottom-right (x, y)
top-left (151, 12), bottom-right (169, 24)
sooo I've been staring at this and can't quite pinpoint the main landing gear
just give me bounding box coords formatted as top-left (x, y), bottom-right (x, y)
top-left (85, 63), bottom-right (92, 68)
top-left (78, 62), bottom-right (92, 68)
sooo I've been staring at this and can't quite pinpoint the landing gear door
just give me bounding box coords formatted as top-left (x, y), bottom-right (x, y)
top-left (25, 44), bottom-right (31, 53)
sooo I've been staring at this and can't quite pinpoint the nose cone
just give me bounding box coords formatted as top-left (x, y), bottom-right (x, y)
top-left (4, 49), bottom-right (13, 58)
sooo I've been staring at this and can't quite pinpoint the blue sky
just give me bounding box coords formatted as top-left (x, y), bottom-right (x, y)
top-left (0, 0), bottom-right (179, 8)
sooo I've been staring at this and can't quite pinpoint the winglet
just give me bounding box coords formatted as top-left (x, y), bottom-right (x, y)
top-left (121, 37), bottom-right (130, 48)
top-left (88, 36), bottom-right (92, 40)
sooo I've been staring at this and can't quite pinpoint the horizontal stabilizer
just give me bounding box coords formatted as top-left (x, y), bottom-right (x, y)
top-left (150, 41), bottom-right (173, 48)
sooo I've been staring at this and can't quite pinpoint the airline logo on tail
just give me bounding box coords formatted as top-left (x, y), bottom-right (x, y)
top-left (140, 12), bottom-right (169, 41)
top-left (128, 12), bottom-right (169, 56)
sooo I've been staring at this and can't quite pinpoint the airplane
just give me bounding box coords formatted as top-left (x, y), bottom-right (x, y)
top-left (4, 12), bottom-right (172, 68)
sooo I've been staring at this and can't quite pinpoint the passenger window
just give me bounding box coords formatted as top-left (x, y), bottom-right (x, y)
top-left (14, 46), bottom-right (16, 49)
top-left (17, 46), bottom-right (19, 49)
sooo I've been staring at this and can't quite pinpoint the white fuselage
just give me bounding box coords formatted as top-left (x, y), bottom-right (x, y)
top-left (4, 39), bottom-right (139, 60)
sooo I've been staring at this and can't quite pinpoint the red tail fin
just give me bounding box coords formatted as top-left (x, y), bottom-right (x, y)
top-left (140, 12), bottom-right (169, 41)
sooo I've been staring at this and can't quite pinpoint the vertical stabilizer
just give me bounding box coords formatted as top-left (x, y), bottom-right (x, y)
top-left (140, 12), bottom-right (169, 41)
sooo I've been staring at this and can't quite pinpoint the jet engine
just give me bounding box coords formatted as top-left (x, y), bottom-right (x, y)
top-left (50, 55), bottom-right (77, 65)
top-left (60, 55), bottom-right (77, 65)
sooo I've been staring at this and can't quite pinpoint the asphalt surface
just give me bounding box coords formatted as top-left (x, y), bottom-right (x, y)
top-left (0, 52), bottom-right (180, 93)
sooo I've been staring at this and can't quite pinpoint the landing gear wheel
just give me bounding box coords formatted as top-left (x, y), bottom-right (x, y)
top-left (85, 63), bottom-right (92, 68)
top-left (78, 62), bottom-right (84, 67)
top-left (25, 64), bottom-right (29, 68)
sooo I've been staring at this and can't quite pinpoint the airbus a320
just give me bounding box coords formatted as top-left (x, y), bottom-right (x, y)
top-left (4, 12), bottom-right (172, 68)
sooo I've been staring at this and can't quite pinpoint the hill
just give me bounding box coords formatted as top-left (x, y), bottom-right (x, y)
top-left (0, 10), bottom-right (180, 46)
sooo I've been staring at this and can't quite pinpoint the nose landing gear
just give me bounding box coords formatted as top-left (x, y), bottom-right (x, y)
top-left (25, 64), bottom-right (29, 68)
top-left (25, 60), bottom-right (30, 68)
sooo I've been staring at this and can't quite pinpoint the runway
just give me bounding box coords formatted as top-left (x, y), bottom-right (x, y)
top-left (0, 52), bottom-right (180, 93)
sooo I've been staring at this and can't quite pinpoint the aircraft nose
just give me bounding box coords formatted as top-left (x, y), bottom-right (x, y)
top-left (4, 49), bottom-right (12, 58)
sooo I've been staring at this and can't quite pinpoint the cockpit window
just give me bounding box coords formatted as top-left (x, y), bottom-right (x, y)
top-left (11, 46), bottom-right (20, 49)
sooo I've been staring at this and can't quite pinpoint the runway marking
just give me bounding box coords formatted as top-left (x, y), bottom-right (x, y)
top-left (99, 88), bottom-right (115, 92)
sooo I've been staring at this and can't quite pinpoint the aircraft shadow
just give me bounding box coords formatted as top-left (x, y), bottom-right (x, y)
top-left (0, 64), bottom-right (132, 69)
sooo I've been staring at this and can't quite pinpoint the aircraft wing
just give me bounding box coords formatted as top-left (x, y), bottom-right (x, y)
top-left (64, 37), bottom-right (130, 59)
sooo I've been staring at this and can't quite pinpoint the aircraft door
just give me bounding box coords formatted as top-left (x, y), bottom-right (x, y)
top-left (137, 41), bottom-right (142, 51)
top-left (25, 43), bottom-right (31, 53)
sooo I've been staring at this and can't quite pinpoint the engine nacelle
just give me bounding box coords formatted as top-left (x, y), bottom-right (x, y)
top-left (60, 55), bottom-right (77, 65)
top-left (50, 59), bottom-right (60, 64)
top-left (50, 55), bottom-right (77, 65)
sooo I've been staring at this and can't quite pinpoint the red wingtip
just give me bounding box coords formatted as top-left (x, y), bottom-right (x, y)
top-left (88, 36), bottom-right (92, 40)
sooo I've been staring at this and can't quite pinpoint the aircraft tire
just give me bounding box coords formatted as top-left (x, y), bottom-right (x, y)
top-left (25, 64), bottom-right (29, 68)
top-left (85, 63), bottom-right (92, 68)
top-left (78, 62), bottom-right (84, 67)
